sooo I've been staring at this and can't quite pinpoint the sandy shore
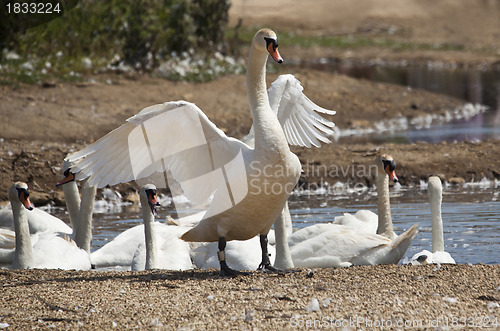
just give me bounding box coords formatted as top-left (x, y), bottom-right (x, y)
top-left (1, 265), bottom-right (499, 329)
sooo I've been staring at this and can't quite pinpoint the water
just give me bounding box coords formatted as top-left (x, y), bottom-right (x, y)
top-left (81, 185), bottom-right (499, 266)
top-left (288, 60), bottom-right (500, 143)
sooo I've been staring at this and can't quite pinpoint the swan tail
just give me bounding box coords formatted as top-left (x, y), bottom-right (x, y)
top-left (388, 224), bottom-right (419, 263)
top-left (391, 224), bottom-right (419, 249)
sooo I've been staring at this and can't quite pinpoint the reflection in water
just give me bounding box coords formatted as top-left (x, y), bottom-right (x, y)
top-left (289, 60), bottom-right (500, 143)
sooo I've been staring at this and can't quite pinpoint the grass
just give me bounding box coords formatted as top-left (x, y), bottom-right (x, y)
top-left (228, 26), bottom-right (499, 54)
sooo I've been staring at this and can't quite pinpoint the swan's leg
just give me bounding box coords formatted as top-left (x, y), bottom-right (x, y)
top-left (218, 237), bottom-right (250, 277)
top-left (257, 234), bottom-right (283, 273)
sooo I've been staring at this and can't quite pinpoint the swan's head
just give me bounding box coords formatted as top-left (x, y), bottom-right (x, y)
top-left (253, 28), bottom-right (283, 63)
top-left (141, 184), bottom-right (160, 216)
top-left (56, 159), bottom-right (77, 187)
top-left (410, 254), bottom-right (430, 265)
top-left (379, 154), bottom-right (398, 183)
top-left (428, 176), bottom-right (443, 195)
top-left (56, 167), bottom-right (76, 187)
top-left (9, 182), bottom-right (34, 210)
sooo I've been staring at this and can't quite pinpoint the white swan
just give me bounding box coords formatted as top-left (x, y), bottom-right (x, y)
top-left (332, 154), bottom-right (399, 237)
top-left (288, 223), bottom-right (418, 267)
top-left (67, 29), bottom-right (335, 276)
top-left (286, 155), bottom-right (418, 267)
top-left (0, 161), bottom-right (95, 245)
top-left (0, 165), bottom-right (92, 264)
top-left (0, 203), bottom-right (72, 235)
top-left (9, 182), bottom-right (91, 270)
top-left (56, 162), bottom-right (97, 253)
top-left (409, 176), bottom-right (455, 265)
top-left (332, 210), bottom-right (378, 233)
top-left (91, 197), bottom-right (199, 270)
top-left (130, 184), bottom-right (192, 271)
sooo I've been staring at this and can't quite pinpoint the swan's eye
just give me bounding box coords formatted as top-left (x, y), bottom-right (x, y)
top-left (382, 160), bottom-right (396, 171)
top-left (16, 187), bottom-right (29, 198)
top-left (63, 168), bottom-right (71, 176)
top-left (264, 37), bottom-right (278, 51)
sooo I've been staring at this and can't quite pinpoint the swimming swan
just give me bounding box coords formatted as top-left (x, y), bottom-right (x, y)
top-left (9, 182), bottom-right (91, 270)
top-left (67, 29), bottom-right (335, 276)
top-left (409, 176), bottom-right (455, 265)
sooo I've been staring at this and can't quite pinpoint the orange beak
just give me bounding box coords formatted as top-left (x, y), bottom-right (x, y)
top-left (19, 190), bottom-right (34, 210)
top-left (267, 42), bottom-right (283, 63)
top-left (385, 164), bottom-right (398, 183)
top-left (56, 171), bottom-right (75, 187)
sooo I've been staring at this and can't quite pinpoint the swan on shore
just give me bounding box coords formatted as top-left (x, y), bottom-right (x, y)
top-left (286, 155), bottom-right (418, 267)
top-left (67, 29), bottom-right (335, 276)
top-left (55, 161), bottom-right (96, 253)
top-left (0, 164), bottom-right (95, 263)
top-left (130, 184), bottom-right (192, 271)
top-left (332, 154), bottom-right (399, 236)
top-left (9, 182), bottom-right (91, 270)
top-left (409, 176), bottom-right (455, 265)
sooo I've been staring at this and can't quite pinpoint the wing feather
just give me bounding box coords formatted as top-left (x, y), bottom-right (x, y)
top-left (68, 101), bottom-right (250, 205)
top-left (268, 74), bottom-right (336, 148)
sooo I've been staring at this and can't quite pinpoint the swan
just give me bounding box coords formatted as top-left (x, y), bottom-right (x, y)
top-left (9, 182), bottom-right (91, 270)
top-left (286, 155), bottom-right (419, 267)
top-left (332, 154), bottom-right (399, 237)
top-left (288, 223), bottom-right (418, 267)
top-left (66, 29), bottom-right (335, 276)
top-left (90, 198), bottom-right (202, 269)
top-left (0, 201), bottom-right (72, 235)
top-left (55, 162), bottom-right (97, 253)
top-left (0, 161), bottom-right (94, 243)
top-left (0, 165), bottom-right (90, 263)
top-left (130, 184), bottom-right (192, 271)
top-left (409, 176), bottom-right (455, 265)
top-left (91, 206), bottom-right (202, 269)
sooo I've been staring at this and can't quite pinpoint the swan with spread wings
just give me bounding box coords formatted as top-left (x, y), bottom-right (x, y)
top-left (66, 28), bottom-right (335, 276)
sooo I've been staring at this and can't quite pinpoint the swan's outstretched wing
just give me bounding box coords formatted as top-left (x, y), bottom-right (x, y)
top-left (67, 101), bottom-right (250, 204)
top-left (245, 74), bottom-right (335, 148)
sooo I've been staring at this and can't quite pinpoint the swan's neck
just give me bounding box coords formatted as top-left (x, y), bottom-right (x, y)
top-left (11, 201), bottom-right (33, 269)
top-left (74, 185), bottom-right (96, 254)
top-left (429, 185), bottom-right (444, 252)
top-left (273, 202), bottom-right (294, 269)
top-left (246, 47), bottom-right (288, 152)
top-left (376, 172), bottom-right (395, 239)
top-left (141, 199), bottom-right (157, 270)
top-left (63, 181), bottom-right (81, 231)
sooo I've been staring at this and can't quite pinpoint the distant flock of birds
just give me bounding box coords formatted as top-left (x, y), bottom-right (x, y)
top-left (0, 29), bottom-right (455, 275)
